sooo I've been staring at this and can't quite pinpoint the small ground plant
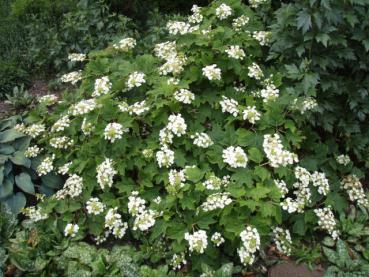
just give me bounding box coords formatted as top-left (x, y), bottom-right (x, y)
top-left (15, 0), bottom-right (369, 275)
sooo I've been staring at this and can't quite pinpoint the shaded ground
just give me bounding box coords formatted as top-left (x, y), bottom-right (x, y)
top-left (268, 262), bottom-right (325, 277)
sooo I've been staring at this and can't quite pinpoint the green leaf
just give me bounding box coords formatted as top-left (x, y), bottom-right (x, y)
top-left (9, 152), bottom-right (30, 168)
top-left (323, 246), bottom-right (339, 265)
top-left (185, 167), bottom-right (204, 183)
top-left (0, 178), bottom-right (13, 199)
top-left (315, 33), bottom-right (330, 47)
top-left (248, 147), bottom-right (263, 163)
top-left (15, 173), bottom-right (35, 194)
top-left (41, 173), bottom-right (63, 189)
top-left (0, 129), bottom-right (25, 143)
top-left (0, 144), bottom-right (15, 155)
top-left (4, 192), bottom-right (26, 214)
top-left (296, 10), bottom-right (312, 33)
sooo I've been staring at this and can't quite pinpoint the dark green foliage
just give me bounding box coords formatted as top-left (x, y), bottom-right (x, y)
top-left (268, 0), bottom-right (369, 165)
top-left (5, 85), bottom-right (35, 113)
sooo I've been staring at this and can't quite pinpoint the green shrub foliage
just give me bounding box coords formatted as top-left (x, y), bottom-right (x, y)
top-left (16, 0), bottom-right (369, 275)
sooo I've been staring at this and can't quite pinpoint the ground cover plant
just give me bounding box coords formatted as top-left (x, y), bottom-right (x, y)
top-left (1, 0), bottom-right (369, 276)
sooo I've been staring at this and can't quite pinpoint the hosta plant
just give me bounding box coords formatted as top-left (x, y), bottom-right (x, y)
top-left (21, 0), bottom-right (369, 274)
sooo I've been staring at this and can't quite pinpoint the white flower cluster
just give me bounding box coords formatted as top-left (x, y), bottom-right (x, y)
top-left (191, 132), bottom-right (214, 148)
top-left (174, 89), bottom-right (195, 104)
top-left (86, 197), bottom-right (106, 215)
top-left (263, 134), bottom-right (298, 168)
top-left (311, 171), bottom-right (330, 195)
top-left (202, 64), bottom-right (221, 81)
top-left (60, 71), bottom-right (82, 85)
top-left (341, 175), bottom-right (369, 207)
top-left (211, 232), bottom-right (225, 246)
top-left (39, 94), bottom-right (58, 105)
top-left (154, 41), bottom-right (177, 60)
top-left (247, 63), bottom-right (263, 80)
top-left (81, 118), bottom-right (94, 136)
top-left (253, 31), bottom-right (271, 46)
top-left (14, 123), bottom-right (26, 133)
top-left (273, 227), bottom-right (292, 256)
top-left (25, 124), bottom-right (45, 138)
top-left (159, 53), bottom-right (187, 76)
top-left (159, 127), bottom-right (173, 145)
top-left (171, 253), bottom-right (187, 270)
top-left (96, 158), bottom-right (117, 189)
top-left (70, 99), bottom-right (97, 116)
top-left (219, 96), bottom-right (239, 117)
top-left (68, 53), bottom-right (86, 62)
top-left (336, 154), bottom-right (350, 166)
top-left (188, 5), bottom-right (203, 24)
top-left (113, 38), bottom-right (136, 51)
top-left (104, 122), bottom-right (128, 143)
top-left (51, 115), bottom-right (70, 133)
top-left (274, 179), bottom-right (289, 197)
top-left (232, 15), bottom-right (249, 31)
top-left (37, 155), bottom-right (55, 176)
top-left (300, 97), bottom-right (318, 114)
top-left (243, 106), bottom-right (261, 124)
top-left (238, 226), bottom-right (260, 265)
top-left (126, 71), bottom-right (146, 89)
top-left (105, 208), bottom-right (128, 239)
top-left (222, 146), bottom-right (248, 168)
top-left (92, 76), bottom-right (112, 97)
top-left (314, 207), bottom-right (339, 240)
top-left (225, 45), bottom-right (246, 60)
top-left (64, 223), bottom-right (79, 237)
top-left (58, 162), bottom-right (72, 175)
top-left (24, 145), bottom-right (41, 158)
top-left (127, 191), bottom-right (157, 231)
top-left (156, 146), bottom-right (175, 168)
top-left (281, 181), bottom-right (311, 214)
top-left (185, 230), bottom-right (208, 254)
top-left (201, 192), bottom-right (232, 212)
top-left (50, 136), bottom-right (73, 149)
top-left (167, 169), bottom-right (187, 193)
top-left (249, 0), bottom-right (269, 8)
top-left (142, 148), bottom-right (154, 158)
top-left (167, 21), bottom-right (191, 35)
top-left (55, 174), bottom-right (83, 199)
top-left (215, 3), bottom-right (232, 20)
top-left (260, 83), bottom-right (279, 102)
top-left (203, 175), bottom-right (230, 190)
top-left (119, 100), bottom-right (150, 116)
top-left (23, 206), bottom-right (48, 222)
top-left (167, 114), bottom-right (187, 137)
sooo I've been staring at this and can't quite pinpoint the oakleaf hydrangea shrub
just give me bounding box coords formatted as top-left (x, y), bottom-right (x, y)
top-left (20, 0), bottom-right (369, 274)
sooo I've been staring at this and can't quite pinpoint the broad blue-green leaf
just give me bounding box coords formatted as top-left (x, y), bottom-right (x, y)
top-left (0, 129), bottom-right (25, 143)
top-left (0, 144), bottom-right (15, 155)
top-left (15, 173), bottom-right (35, 194)
top-left (41, 173), bottom-right (64, 189)
top-left (4, 192), bottom-right (26, 214)
top-left (0, 178), bottom-right (13, 199)
top-left (9, 152), bottom-right (31, 168)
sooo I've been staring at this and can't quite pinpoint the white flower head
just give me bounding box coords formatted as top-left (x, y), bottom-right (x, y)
top-left (64, 223), bottom-right (79, 237)
top-left (222, 146), bottom-right (248, 168)
top-left (92, 76), bottom-right (112, 97)
top-left (215, 3), bottom-right (232, 20)
top-left (127, 72), bottom-right (146, 89)
top-left (104, 123), bottom-right (128, 143)
top-left (202, 64), bottom-right (221, 81)
top-left (185, 230), bottom-right (208, 253)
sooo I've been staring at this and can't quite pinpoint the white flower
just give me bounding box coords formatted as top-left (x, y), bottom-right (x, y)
top-left (243, 106), bottom-right (261, 123)
top-left (211, 232), bottom-right (225, 246)
top-left (311, 171), bottom-right (330, 195)
top-left (174, 89), bottom-right (195, 104)
top-left (68, 53), bottom-right (86, 62)
top-left (154, 41), bottom-right (177, 60)
top-left (156, 146), bottom-right (175, 168)
top-left (185, 230), bottom-right (208, 254)
top-left (263, 134), bottom-right (298, 168)
top-left (167, 21), bottom-right (191, 35)
top-left (51, 115), bottom-right (70, 132)
top-left (203, 175), bottom-right (230, 190)
top-left (104, 208), bottom-right (128, 239)
top-left (159, 127), bottom-right (174, 145)
top-left (238, 247), bottom-right (255, 265)
top-left (133, 209), bottom-right (156, 231)
top-left (39, 94), bottom-right (58, 105)
top-left (300, 97), bottom-right (318, 114)
top-left (294, 166), bottom-right (311, 186)
top-left (113, 38), bottom-right (136, 51)
top-left (58, 162), bottom-right (72, 175)
top-left (64, 223), bottom-right (79, 237)
top-left (104, 122), bottom-right (128, 142)
top-left (341, 175), bottom-right (369, 207)
top-left (96, 158), bottom-right (117, 189)
top-left (191, 132), bottom-right (214, 148)
top-left (238, 226), bottom-right (260, 265)
top-left (336, 154), bottom-right (350, 166)
top-left (167, 169), bottom-right (186, 193)
top-left (25, 124), bottom-right (45, 138)
top-left (188, 5), bottom-right (203, 24)
top-left (92, 76), bottom-right (112, 97)
top-left (280, 197), bottom-right (299, 214)
top-left (60, 71), bottom-right (83, 85)
top-left (171, 253), bottom-right (187, 270)
top-left (232, 15), bottom-right (249, 31)
top-left (201, 192), bottom-right (232, 212)
top-left (202, 64), bottom-right (221, 81)
top-left (253, 31), bottom-right (271, 46)
top-left (314, 206), bottom-right (339, 240)
top-left (128, 191), bottom-right (146, 216)
top-left (260, 83), bottom-right (279, 102)
top-left (24, 145), bottom-right (41, 158)
top-left (273, 227), bottom-right (292, 256)
top-left (127, 72), bottom-right (146, 89)
top-left (14, 123), bottom-right (26, 133)
top-left (215, 3), bottom-right (232, 20)
top-left (167, 114), bottom-right (187, 136)
top-left (248, 62), bottom-right (263, 80)
top-left (22, 206), bottom-right (48, 222)
top-left (159, 55), bottom-right (187, 76)
top-left (249, 0), bottom-right (269, 8)
top-left (81, 118), bottom-right (95, 136)
top-left (219, 96), bottom-right (239, 117)
top-left (50, 136), bottom-right (73, 149)
top-left (55, 174), bottom-right (83, 199)
top-left (37, 155), bottom-right (55, 176)
top-left (167, 77), bottom-right (180, 85)
top-left (274, 179), bottom-right (289, 197)
top-left (225, 45), bottom-right (246, 60)
top-left (86, 197), bottom-right (106, 215)
top-left (70, 99), bottom-right (97, 116)
top-left (222, 146), bottom-right (248, 168)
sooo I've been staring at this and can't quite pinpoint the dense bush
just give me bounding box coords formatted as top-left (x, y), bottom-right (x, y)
top-left (8, 0), bottom-right (367, 275)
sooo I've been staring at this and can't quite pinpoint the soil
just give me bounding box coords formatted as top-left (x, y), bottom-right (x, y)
top-left (268, 262), bottom-right (325, 277)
